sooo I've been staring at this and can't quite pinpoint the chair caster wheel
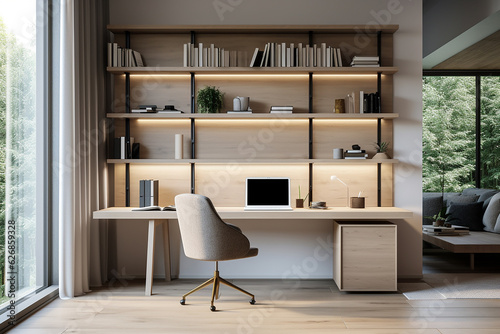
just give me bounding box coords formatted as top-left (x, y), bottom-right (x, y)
top-left (180, 299), bottom-right (185, 305)
top-left (250, 299), bottom-right (256, 305)
top-left (210, 305), bottom-right (216, 311)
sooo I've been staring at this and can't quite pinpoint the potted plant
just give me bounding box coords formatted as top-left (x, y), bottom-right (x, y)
top-left (373, 141), bottom-right (390, 159)
top-left (427, 207), bottom-right (450, 227)
top-left (197, 86), bottom-right (224, 113)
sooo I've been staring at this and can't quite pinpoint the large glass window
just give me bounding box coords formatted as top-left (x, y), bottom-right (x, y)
top-left (480, 76), bottom-right (500, 189)
top-left (423, 74), bottom-right (500, 192)
top-left (422, 76), bottom-right (476, 192)
top-left (1, 0), bottom-right (46, 312)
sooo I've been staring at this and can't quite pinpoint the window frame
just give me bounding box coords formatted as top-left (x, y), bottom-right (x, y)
top-left (423, 69), bottom-right (500, 189)
top-left (0, 0), bottom-right (59, 331)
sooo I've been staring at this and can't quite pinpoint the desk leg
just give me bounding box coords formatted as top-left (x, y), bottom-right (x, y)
top-left (145, 220), bottom-right (159, 296)
top-left (162, 220), bottom-right (171, 281)
top-left (470, 253), bottom-right (475, 270)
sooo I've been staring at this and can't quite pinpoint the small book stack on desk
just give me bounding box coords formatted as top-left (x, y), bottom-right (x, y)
top-left (270, 106), bottom-right (293, 114)
top-left (423, 225), bottom-right (470, 236)
top-left (344, 149), bottom-right (368, 159)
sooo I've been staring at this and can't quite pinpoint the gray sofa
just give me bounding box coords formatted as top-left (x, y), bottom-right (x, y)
top-left (423, 188), bottom-right (500, 232)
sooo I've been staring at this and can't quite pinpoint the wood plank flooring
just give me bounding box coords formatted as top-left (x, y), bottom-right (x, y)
top-left (6, 250), bottom-right (500, 333)
top-left (7, 275), bottom-right (500, 334)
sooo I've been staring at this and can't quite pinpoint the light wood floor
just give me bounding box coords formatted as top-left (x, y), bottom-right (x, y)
top-left (7, 251), bottom-right (500, 334)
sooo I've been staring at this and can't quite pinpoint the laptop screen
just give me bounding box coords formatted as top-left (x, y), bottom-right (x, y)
top-left (246, 177), bottom-right (290, 207)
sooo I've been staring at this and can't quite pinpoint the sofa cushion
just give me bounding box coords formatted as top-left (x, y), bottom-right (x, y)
top-left (446, 201), bottom-right (484, 231)
top-left (442, 192), bottom-right (461, 206)
top-left (496, 215), bottom-right (500, 233)
top-left (422, 194), bottom-right (443, 225)
top-left (447, 194), bottom-right (479, 205)
top-left (462, 188), bottom-right (499, 210)
top-left (483, 192), bottom-right (500, 232)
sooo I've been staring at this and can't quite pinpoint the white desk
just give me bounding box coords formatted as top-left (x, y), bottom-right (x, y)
top-left (93, 206), bottom-right (412, 295)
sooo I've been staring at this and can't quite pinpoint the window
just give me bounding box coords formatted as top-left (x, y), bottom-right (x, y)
top-left (480, 76), bottom-right (500, 189)
top-left (423, 73), bottom-right (500, 192)
top-left (1, 0), bottom-right (55, 328)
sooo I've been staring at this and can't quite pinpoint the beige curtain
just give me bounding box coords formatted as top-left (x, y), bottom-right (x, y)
top-left (58, 0), bottom-right (108, 299)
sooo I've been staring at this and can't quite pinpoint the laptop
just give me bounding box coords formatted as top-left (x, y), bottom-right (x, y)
top-left (244, 177), bottom-right (292, 211)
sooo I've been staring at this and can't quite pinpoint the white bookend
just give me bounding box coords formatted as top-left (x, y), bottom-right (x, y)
top-left (281, 42), bottom-right (286, 67)
top-left (183, 44), bottom-right (188, 67)
top-left (120, 136), bottom-right (125, 159)
top-left (359, 91), bottom-right (364, 114)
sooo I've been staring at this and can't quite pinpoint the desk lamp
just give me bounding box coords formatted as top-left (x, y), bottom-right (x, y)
top-left (330, 175), bottom-right (349, 207)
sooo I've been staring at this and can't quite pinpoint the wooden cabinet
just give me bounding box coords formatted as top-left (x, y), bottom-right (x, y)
top-left (106, 25), bottom-right (399, 209)
top-left (333, 221), bottom-right (397, 291)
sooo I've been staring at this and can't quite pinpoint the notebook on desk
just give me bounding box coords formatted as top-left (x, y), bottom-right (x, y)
top-left (244, 177), bottom-right (292, 211)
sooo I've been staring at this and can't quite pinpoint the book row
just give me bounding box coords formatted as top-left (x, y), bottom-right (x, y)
top-left (250, 42), bottom-right (344, 68)
top-left (139, 179), bottom-right (159, 207)
top-left (107, 43), bottom-right (144, 67)
top-left (345, 91), bottom-right (381, 114)
top-left (183, 43), bottom-right (246, 67)
top-left (113, 137), bottom-right (140, 159)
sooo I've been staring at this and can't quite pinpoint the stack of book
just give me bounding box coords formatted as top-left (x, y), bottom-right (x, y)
top-left (360, 91), bottom-right (381, 113)
top-left (250, 42), bottom-right (343, 68)
top-left (114, 137), bottom-right (136, 159)
top-left (423, 225), bottom-right (470, 236)
top-left (139, 180), bottom-right (159, 207)
top-left (344, 149), bottom-right (368, 159)
top-left (183, 43), bottom-right (242, 67)
top-left (350, 56), bottom-right (379, 67)
top-left (107, 43), bottom-right (144, 67)
top-left (270, 106), bottom-right (293, 114)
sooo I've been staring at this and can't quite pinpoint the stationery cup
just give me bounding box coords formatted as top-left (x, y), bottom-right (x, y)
top-left (333, 148), bottom-right (344, 159)
top-left (350, 197), bottom-right (365, 208)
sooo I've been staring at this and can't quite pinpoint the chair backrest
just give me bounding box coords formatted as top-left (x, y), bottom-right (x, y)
top-left (175, 193), bottom-right (251, 261)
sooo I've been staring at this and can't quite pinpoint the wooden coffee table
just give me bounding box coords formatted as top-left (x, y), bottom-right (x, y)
top-left (423, 231), bottom-right (500, 269)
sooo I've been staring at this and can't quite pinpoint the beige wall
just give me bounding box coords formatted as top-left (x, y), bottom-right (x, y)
top-left (108, 0), bottom-right (423, 279)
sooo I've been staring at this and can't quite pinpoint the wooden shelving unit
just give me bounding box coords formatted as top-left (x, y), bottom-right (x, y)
top-left (107, 24), bottom-right (399, 208)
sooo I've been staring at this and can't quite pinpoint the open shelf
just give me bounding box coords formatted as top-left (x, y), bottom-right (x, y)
top-left (107, 66), bottom-right (398, 75)
top-left (107, 24), bottom-right (399, 34)
top-left (107, 112), bottom-right (399, 120)
top-left (107, 158), bottom-right (399, 164)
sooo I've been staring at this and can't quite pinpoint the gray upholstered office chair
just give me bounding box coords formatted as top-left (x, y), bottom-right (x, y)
top-left (175, 193), bottom-right (258, 311)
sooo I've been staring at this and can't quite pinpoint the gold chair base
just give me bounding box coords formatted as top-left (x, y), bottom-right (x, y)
top-left (180, 262), bottom-right (255, 311)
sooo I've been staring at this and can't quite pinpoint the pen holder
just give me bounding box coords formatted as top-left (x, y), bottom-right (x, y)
top-left (296, 199), bottom-right (304, 208)
top-left (350, 197), bottom-right (365, 208)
